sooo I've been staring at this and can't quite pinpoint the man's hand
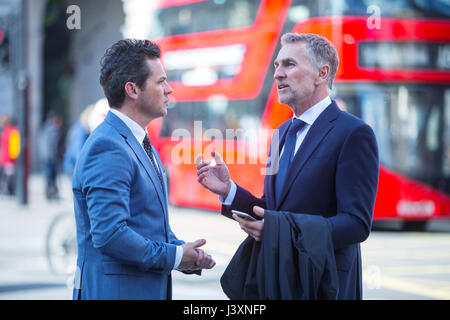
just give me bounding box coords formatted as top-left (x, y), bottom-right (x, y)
top-left (232, 206), bottom-right (265, 241)
top-left (195, 248), bottom-right (216, 269)
top-left (178, 239), bottom-right (216, 271)
top-left (195, 151), bottom-right (231, 197)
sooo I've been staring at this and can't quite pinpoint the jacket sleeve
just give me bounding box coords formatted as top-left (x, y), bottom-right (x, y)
top-left (221, 183), bottom-right (267, 219)
top-left (81, 137), bottom-right (177, 272)
top-left (329, 124), bottom-right (379, 250)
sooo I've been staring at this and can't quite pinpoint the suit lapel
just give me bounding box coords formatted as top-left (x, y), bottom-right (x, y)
top-left (276, 102), bottom-right (340, 209)
top-left (105, 112), bottom-right (168, 217)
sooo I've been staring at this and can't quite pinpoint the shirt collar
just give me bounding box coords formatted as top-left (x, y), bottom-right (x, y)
top-left (293, 96), bottom-right (331, 126)
top-left (110, 108), bottom-right (147, 144)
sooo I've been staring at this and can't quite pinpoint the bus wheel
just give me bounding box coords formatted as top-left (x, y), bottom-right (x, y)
top-left (402, 220), bottom-right (428, 232)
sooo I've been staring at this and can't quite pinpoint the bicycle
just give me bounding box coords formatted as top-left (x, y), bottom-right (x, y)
top-left (45, 211), bottom-right (78, 284)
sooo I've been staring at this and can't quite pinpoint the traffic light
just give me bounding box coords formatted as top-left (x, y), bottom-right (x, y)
top-left (0, 29), bottom-right (9, 68)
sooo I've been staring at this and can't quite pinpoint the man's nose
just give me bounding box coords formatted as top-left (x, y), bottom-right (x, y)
top-left (274, 67), bottom-right (285, 80)
top-left (165, 83), bottom-right (173, 95)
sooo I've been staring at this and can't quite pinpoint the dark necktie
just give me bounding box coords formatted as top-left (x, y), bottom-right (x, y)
top-left (275, 118), bottom-right (306, 204)
top-left (143, 134), bottom-right (165, 192)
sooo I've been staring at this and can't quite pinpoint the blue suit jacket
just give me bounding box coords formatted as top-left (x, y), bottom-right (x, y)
top-left (223, 101), bottom-right (379, 299)
top-left (72, 111), bottom-right (184, 300)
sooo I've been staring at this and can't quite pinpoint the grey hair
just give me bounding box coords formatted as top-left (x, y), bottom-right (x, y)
top-left (281, 33), bottom-right (339, 90)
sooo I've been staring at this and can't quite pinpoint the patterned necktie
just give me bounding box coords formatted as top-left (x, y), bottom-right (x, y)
top-left (275, 118), bottom-right (306, 204)
top-left (143, 134), bottom-right (165, 192)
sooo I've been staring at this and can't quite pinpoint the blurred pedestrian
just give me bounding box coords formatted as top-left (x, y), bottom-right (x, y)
top-left (0, 115), bottom-right (20, 195)
top-left (39, 113), bottom-right (64, 200)
top-left (0, 114), bottom-right (5, 192)
top-left (62, 105), bottom-right (92, 177)
top-left (63, 98), bottom-right (110, 177)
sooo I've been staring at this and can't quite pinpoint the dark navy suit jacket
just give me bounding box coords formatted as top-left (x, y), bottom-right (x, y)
top-left (223, 101), bottom-right (379, 299)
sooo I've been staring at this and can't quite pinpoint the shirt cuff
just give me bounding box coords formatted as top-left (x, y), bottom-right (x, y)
top-left (173, 245), bottom-right (183, 270)
top-left (219, 180), bottom-right (237, 205)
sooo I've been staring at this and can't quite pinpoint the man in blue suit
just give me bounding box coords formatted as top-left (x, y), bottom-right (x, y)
top-left (196, 33), bottom-right (379, 299)
top-left (72, 39), bottom-right (215, 300)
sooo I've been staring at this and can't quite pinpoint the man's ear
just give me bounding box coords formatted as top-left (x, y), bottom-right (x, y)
top-left (315, 64), bottom-right (330, 86)
top-left (124, 82), bottom-right (139, 100)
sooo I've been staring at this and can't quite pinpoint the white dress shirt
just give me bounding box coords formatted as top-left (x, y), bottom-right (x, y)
top-left (221, 96), bottom-right (331, 205)
top-left (110, 109), bottom-right (183, 269)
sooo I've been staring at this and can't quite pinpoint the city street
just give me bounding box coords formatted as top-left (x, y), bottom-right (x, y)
top-left (0, 0), bottom-right (449, 305)
top-left (0, 175), bottom-right (449, 300)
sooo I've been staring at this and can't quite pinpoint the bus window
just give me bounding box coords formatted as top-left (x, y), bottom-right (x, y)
top-left (161, 98), bottom-right (265, 140)
top-left (334, 83), bottom-right (449, 193)
top-left (289, 0), bottom-right (449, 18)
top-left (150, 0), bottom-right (261, 38)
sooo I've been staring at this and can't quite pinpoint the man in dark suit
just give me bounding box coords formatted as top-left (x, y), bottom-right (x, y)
top-left (72, 39), bottom-right (215, 300)
top-left (196, 33), bottom-right (379, 299)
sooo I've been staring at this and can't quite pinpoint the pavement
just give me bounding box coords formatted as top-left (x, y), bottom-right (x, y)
top-left (0, 174), bottom-right (246, 300)
top-left (0, 174), bottom-right (75, 299)
top-left (1, 174), bottom-right (450, 300)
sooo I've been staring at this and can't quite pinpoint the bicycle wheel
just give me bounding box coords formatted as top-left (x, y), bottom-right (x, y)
top-left (45, 212), bottom-right (78, 275)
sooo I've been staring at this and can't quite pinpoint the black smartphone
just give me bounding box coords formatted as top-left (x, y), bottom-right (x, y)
top-left (231, 210), bottom-right (258, 221)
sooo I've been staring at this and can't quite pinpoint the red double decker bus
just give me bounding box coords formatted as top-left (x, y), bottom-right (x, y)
top-left (147, 0), bottom-right (450, 229)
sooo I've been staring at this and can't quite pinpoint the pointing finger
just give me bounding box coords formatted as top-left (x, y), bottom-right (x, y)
top-left (211, 150), bottom-right (225, 165)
